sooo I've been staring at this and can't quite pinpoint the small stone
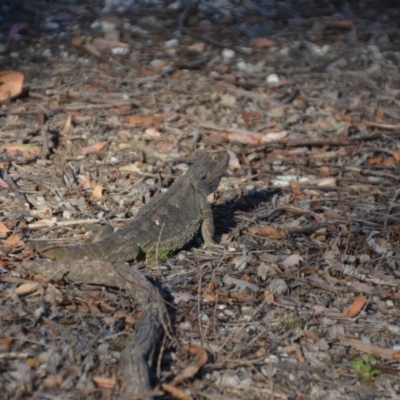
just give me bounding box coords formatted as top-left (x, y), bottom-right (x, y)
top-left (269, 106), bottom-right (285, 118)
top-left (388, 325), bottom-right (400, 334)
top-left (201, 313), bottom-right (209, 321)
top-left (111, 46), bottom-right (129, 55)
top-left (266, 73), bottom-right (279, 84)
top-left (220, 93), bottom-right (237, 108)
top-left (286, 113), bottom-right (300, 125)
top-left (150, 59), bottom-right (167, 71)
top-left (386, 300), bottom-right (394, 307)
top-left (359, 254), bottom-right (370, 264)
top-left (368, 63), bottom-right (382, 74)
top-left (99, 17), bottom-right (122, 32)
top-left (44, 22), bottom-right (59, 30)
top-left (42, 48), bottom-right (52, 57)
top-left (222, 48), bottom-right (235, 60)
top-left (164, 39), bottom-right (179, 48)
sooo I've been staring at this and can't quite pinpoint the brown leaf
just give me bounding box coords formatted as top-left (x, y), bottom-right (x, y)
top-left (327, 19), bottom-right (355, 29)
top-left (0, 177), bottom-right (10, 189)
top-left (43, 374), bottom-right (63, 388)
top-left (144, 127), bottom-right (162, 137)
top-left (0, 222), bottom-right (10, 233)
top-left (0, 336), bottom-right (14, 348)
top-left (0, 70), bottom-right (24, 102)
top-left (60, 114), bottom-right (72, 135)
top-left (79, 141), bottom-right (108, 155)
top-left (171, 344), bottom-right (208, 385)
top-left (92, 376), bottom-right (116, 389)
top-left (3, 233), bottom-right (24, 249)
top-left (281, 253), bottom-right (303, 269)
top-left (128, 115), bottom-right (165, 125)
top-left (394, 149), bottom-right (400, 163)
top-left (15, 282), bottom-right (40, 296)
top-left (92, 184), bottom-right (104, 199)
top-left (249, 225), bottom-right (283, 239)
top-left (202, 281), bottom-right (218, 302)
top-left (340, 296), bottom-right (367, 318)
top-left (161, 383), bottom-right (190, 400)
top-left (241, 111), bottom-right (261, 121)
top-left (241, 274), bottom-right (257, 285)
top-left (4, 144), bottom-right (41, 157)
top-left (252, 37), bottom-right (277, 48)
top-left (217, 129), bottom-right (287, 144)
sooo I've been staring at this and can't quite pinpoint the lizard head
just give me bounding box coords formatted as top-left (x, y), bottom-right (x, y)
top-left (189, 150), bottom-right (230, 196)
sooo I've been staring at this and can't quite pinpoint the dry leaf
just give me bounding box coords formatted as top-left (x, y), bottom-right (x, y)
top-left (186, 42), bottom-right (205, 53)
top-left (172, 344), bottom-right (208, 385)
top-left (128, 115), bottom-right (165, 125)
top-left (161, 383), bottom-right (189, 400)
top-left (340, 336), bottom-right (395, 360)
top-left (340, 296), bottom-right (367, 318)
top-left (15, 282), bottom-right (40, 296)
top-left (44, 284), bottom-right (64, 304)
top-left (26, 358), bottom-right (41, 368)
top-left (119, 163), bottom-right (142, 173)
top-left (328, 19), bottom-right (355, 29)
top-left (43, 374), bottom-right (63, 388)
top-left (318, 177), bottom-right (336, 186)
top-left (79, 141), bottom-right (108, 155)
top-left (92, 184), bottom-right (104, 199)
top-left (92, 376), bottom-right (116, 389)
top-left (217, 129), bottom-right (287, 144)
top-left (227, 149), bottom-right (241, 169)
top-left (252, 37), bottom-right (277, 48)
top-left (144, 127), bottom-right (162, 137)
top-left (264, 289), bottom-right (275, 304)
top-left (3, 233), bottom-right (24, 249)
top-left (0, 222), bottom-right (10, 233)
top-left (155, 141), bottom-right (174, 153)
top-left (0, 177), bottom-right (10, 189)
top-left (202, 281), bottom-right (218, 302)
top-left (281, 253), bottom-right (303, 269)
top-left (0, 70), bottom-right (24, 102)
top-left (3, 144), bottom-right (41, 157)
top-left (60, 114), bottom-right (72, 135)
top-left (241, 111), bottom-right (261, 121)
top-left (393, 149), bottom-right (400, 163)
top-left (249, 225), bottom-right (283, 239)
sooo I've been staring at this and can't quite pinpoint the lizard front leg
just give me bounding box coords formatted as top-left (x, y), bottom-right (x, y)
top-left (200, 197), bottom-right (223, 249)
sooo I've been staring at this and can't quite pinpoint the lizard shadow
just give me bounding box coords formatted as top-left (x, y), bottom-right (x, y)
top-left (188, 188), bottom-right (279, 249)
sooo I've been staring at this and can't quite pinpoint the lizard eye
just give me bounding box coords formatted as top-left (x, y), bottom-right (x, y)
top-left (199, 172), bottom-right (208, 180)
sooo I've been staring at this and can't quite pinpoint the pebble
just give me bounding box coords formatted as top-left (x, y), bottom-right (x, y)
top-left (111, 46), bottom-right (129, 55)
top-left (266, 73), bottom-right (279, 84)
top-left (220, 93), bottom-right (237, 108)
top-left (150, 59), bottom-right (167, 71)
top-left (164, 39), bottom-right (178, 48)
top-left (368, 63), bottom-right (382, 74)
top-left (388, 325), bottom-right (400, 334)
top-left (44, 22), bottom-right (59, 30)
top-left (222, 48), bottom-right (235, 61)
top-left (358, 254), bottom-right (370, 264)
top-left (218, 373), bottom-right (240, 387)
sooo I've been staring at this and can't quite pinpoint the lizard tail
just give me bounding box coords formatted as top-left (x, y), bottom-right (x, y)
top-left (29, 241), bottom-right (111, 261)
